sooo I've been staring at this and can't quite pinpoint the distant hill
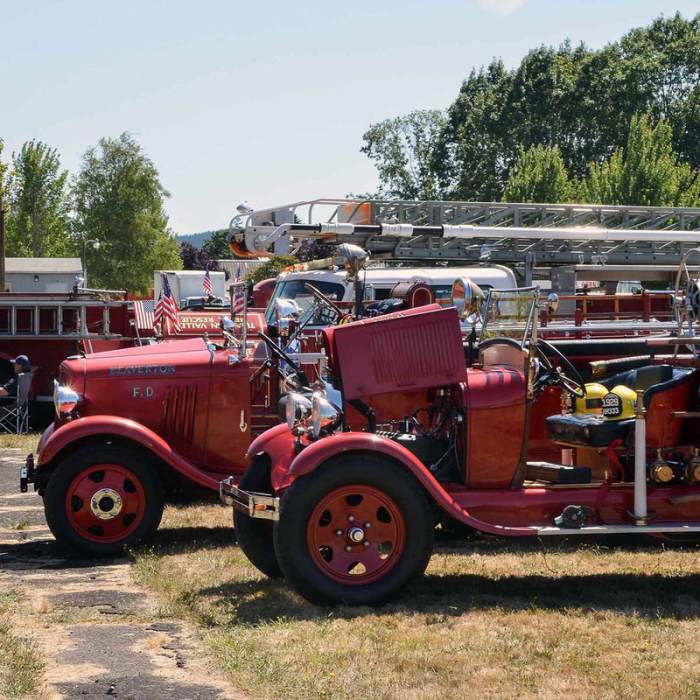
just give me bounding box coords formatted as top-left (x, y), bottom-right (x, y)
top-left (178, 230), bottom-right (215, 248)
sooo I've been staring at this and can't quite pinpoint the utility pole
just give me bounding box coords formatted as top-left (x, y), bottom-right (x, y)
top-left (0, 193), bottom-right (5, 293)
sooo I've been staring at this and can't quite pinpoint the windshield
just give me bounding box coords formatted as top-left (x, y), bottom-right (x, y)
top-left (479, 287), bottom-right (539, 345)
top-left (266, 279), bottom-right (346, 325)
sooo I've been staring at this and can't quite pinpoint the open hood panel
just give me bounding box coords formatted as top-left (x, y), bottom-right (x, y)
top-left (325, 305), bottom-right (467, 399)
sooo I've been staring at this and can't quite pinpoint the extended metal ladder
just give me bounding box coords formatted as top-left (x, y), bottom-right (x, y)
top-left (233, 199), bottom-right (700, 271)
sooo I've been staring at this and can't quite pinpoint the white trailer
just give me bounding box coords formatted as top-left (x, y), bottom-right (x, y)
top-left (154, 270), bottom-right (227, 307)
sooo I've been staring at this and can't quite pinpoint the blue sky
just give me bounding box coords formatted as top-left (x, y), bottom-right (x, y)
top-left (1, 1), bottom-right (697, 234)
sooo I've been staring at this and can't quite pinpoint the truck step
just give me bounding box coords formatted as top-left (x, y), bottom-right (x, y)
top-left (535, 523), bottom-right (700, 536)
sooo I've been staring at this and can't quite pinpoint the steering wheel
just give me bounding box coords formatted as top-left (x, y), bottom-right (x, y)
top-left (535, 339), bottom-right (586, 398)
top-left (257, 331), bottom-right (309, 388)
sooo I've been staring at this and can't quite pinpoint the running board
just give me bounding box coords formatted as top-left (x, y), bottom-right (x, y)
top-left (535, 523), bottom-right (700, 536)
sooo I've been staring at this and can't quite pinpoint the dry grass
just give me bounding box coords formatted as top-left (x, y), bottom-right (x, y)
top-left (133, 503), bottom-right (700, 700)
top-left (0, 432), bottom-right (41, 453)
top-left (0, 591), bottom-right (44, 699)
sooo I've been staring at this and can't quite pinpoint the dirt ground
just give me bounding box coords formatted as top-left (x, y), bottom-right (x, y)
top-left (0, 448), bottom-right (245, 700)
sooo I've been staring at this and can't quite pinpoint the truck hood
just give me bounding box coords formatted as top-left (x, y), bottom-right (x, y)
top-left (58, 337), bottom-right (211, 397)
top-left (83, 337), bottom-right (208, 361)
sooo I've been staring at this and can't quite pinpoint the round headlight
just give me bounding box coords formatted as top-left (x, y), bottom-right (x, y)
top-left (53, 380), bottom-right (80, 417)
top-left (310, 391), bottom-right (340, 439)
top-left (284, 392), bottom-right (311, 428)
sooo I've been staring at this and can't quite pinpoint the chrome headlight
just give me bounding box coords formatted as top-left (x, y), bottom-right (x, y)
top-left (310, 391), bottom-right (341, 439)
top-left (53, 380), bottom-right (80, 418)
top-left (284, 392), bottom-right (312, 428)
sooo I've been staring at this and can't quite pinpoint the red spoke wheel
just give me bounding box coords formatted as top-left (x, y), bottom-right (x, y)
top-left (44, 445), bottom-right (164, 557)
top-left (307, 485), bottom-right (405, 585)
top-left (65, 464), bottom-right (146, 544)
top-left (274, 454), bottom-right (433, 605)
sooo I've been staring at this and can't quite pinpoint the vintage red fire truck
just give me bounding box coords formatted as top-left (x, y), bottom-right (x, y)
top-left (20, 198), bottom-right (700, 556)
top-left (222, 285), bottom-right (700, 605)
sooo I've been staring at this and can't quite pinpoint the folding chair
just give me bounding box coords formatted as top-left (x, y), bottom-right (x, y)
top-left (0, 372), bottom-right (33, 434)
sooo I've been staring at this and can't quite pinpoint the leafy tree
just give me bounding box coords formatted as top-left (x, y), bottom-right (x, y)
top-left (503, 145), bottom-right (573, 202)
top-left (367, 13), bottom-right (700, 203)
top-left (5, 141), bottom-right (72, 257)
top-left (179, 241), bottom-right (211, 270)
top-left (72, 133), bottom-right (181, 293)
top-left (202, 229), bottom-right (233, 260)
top-left (361, 110), bottom-right (446, 199)
top-left (245, 255), bottom-right (297, 285)
top-left (0, 140), bottom-right (7, 204)
top-left (580, 114), bottom-right (700, 206)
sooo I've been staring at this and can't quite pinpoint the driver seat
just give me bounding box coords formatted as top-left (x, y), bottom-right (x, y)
top-left (546, 364), bottom-right (696, 449)
top-left (478, 337), bottom-right (527, 370)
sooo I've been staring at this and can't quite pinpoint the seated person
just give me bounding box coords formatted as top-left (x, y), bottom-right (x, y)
top-left (0, 355), bottom-right (31, 404)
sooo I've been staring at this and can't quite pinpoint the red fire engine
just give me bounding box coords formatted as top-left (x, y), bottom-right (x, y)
top-left (222, 282), bottom-right (700, 605)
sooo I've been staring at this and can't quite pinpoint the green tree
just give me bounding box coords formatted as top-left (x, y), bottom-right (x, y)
top-left (0, 140), bottom-right (7, 203)
top-left (245, 255), bottom-right (297, 285)
top-left (503, 145), bottom-right (573, 202)
top-left (361, 110), bottom-right (446, 199)
top-left (202, 229), bottom-right (233, 260)
top-left (580, 114), bottom-right (700, 206)
top-left (72, 133), bottom-right (181, 293)
top-left (5, 141), bottom-right (72, 257)
top-left (367, 13), bottom-right (700, 203)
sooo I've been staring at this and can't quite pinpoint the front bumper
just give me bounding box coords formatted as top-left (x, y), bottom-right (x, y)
top-left (20, 453), bottom-right (35, 493)
top-left (219, 476), bottom-right (280, 522)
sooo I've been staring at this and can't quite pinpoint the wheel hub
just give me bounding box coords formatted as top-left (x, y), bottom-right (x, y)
top-left (347, 526), bottom-right (365, 543)
top-left (89, 488), bottom-right (123, 520)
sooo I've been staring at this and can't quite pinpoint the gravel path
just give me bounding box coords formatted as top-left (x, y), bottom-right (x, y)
top-left (0, 449), bottom-right (245, 700)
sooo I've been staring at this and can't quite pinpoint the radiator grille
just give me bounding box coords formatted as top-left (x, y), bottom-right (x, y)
top-left (162, 384), bottom-right (198, 442)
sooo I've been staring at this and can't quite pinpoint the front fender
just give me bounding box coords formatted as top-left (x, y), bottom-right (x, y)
top-left (246, 423), bottom-right (298, 491)
top-left (36, 415), bottom-right (219, 490)
top-left (286, 432), bottom-right (534, 537)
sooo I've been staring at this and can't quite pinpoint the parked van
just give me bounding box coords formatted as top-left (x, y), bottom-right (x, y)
top-left (265, 265), bottom-right (516, 325)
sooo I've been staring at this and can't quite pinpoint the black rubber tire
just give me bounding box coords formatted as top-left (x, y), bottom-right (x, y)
top-left (43, 444), bottom-right (164, 557)
top-left (274, 454), bottom-right (434, 605)
top-left (233, 455), bottom-right (282, 578)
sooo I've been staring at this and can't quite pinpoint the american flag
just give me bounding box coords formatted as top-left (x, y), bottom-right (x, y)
top-left (154, 274), bottom-right (181, 334)
top-left (133, 300), bottom-right (155, 330)
top-left (202, 268), bottom-right (213, 296)
top-left (232, 264), bottom-right (246, 315)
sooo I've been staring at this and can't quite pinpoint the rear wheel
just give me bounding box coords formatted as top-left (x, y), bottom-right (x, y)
top-left (274, 454), bottom-right (433, 605)
top-left (233, 455), bottom-right (282, 578)
top-left (44, 444), bottom-right (164, 557)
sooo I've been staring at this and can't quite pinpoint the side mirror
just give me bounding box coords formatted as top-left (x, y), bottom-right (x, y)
top-left (274, 298), bottom-right (301, 336)
top-left (547, 292), bottom-right (559, 316)
top-left (451, 277), bottom-right (484, 323)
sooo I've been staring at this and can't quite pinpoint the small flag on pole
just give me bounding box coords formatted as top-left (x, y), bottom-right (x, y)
top-left (154, 274), bottom-right (181, 334)
top-left (203, 268), bottom-right (213, 296)
top-left (231, 265), bottom-right (246, 315)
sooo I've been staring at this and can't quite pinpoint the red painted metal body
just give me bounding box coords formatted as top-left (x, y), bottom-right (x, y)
top-left (246, 304), bottom-right (700, 536)
top-left (36, 337), bottom-right (256, 491)
top-left (30, 290), bottom-right (699, 507)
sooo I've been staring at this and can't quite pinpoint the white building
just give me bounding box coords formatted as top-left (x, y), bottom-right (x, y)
top-left (3, 258), bottom-right (84, 293)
